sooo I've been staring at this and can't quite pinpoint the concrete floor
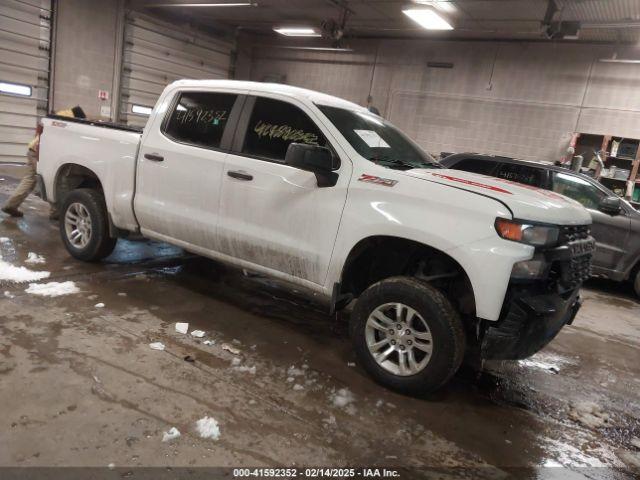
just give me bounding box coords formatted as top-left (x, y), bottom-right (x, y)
top-left (0, 166), bottom-right (639, 478)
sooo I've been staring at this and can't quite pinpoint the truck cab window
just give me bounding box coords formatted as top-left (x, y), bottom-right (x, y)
top-left (242, 97), bottom-right (326, 162)
top-left (495, 163), bottom-right (543, 187)
top-left (552, 172), bottom-right (606, 210)
top-left (164, 92), bottom-right (237, 149)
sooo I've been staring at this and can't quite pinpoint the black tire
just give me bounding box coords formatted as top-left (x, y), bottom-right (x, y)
top-left (350, 276), bottom-right (465, 395)
top-left (60, 188), bottom-right (117, 262)
top-left (634, 269), bottom-right (640, 299)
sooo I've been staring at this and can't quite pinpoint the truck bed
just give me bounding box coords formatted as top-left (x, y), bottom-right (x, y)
top-left (47, 114), bottom-right (144, 134)
top-left (38, 115), bottom-right (143, 233)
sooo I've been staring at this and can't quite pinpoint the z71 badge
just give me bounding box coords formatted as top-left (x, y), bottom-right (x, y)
top-left (358, 174), bottom-right (398, 187)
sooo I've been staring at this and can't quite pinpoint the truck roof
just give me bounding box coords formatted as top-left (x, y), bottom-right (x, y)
top-left (168, 79), bottom-right (368, 112)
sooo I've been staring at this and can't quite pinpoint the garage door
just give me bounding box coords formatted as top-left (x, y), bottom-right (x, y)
top-left (119, 11), bottom-right (233, 128)
top-left (0, 0), bottom-right (51, 164)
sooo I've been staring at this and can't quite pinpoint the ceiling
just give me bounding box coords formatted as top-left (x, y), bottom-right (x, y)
top-left (130, 0), bottom-right (640, 43)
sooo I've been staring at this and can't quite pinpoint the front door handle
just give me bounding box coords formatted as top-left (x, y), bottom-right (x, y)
top-left (227, 170), bottom-right (253, 181)
top-left (144, 153), bottom-right (164, 162)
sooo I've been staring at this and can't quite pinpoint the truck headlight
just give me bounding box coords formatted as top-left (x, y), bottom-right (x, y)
top-left (495, 218), bottom-right (559, 247)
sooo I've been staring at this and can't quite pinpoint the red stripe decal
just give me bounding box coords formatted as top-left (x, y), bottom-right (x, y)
top-left (431, 173), bottom-right (513, 195)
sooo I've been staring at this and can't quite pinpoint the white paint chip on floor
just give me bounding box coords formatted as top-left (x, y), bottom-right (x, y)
top-left (175, 322), bottom-right (189, 334)
top-left (95, 303), bottom-right (105, 308)
top-left (25, 281), bottom-right (79, 297)
top-left (190, 330), bottom-right (205, 338)
top-left (195, 416), bottom-right (220, 440)
top-left (149, 342), bottom-right (165, 351)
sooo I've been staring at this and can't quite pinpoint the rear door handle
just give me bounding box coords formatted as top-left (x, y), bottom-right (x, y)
top-left (227, 170), bottom-right (253, 181)
top-left (144, 153), bottom-right (164, 162)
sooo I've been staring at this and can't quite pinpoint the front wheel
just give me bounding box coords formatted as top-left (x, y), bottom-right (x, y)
top-left (60, 189), bottom-right (117, 262)
top-left (350, 277), bottom-right (465, 394)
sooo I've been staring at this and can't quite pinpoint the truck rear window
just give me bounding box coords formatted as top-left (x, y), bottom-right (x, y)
top-left (164, 92), bottom-right (237, 149)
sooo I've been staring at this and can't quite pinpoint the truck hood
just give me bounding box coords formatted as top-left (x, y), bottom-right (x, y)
top-left (403, 169), bottom-right (592, 225)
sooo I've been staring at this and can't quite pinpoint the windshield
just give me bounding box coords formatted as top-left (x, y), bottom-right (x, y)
top-left (317, 104), bottom-right (439, 170)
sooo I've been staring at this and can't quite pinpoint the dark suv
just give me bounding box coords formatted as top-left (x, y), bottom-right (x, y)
top-left (440, 154), bottom-right (640, 297)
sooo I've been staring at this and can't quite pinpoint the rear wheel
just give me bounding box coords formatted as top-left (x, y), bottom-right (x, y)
top-left (60, 189), bottom-right (117, 262)
top-left (350, 276), bottom-right (465, 394)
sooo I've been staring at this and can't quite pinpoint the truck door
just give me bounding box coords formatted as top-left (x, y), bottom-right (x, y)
top-left (551, 171), bottom-right (631, 274)
top-left (134, 91), bottom-right (244, 251)
top-left (218, 96), bottom-right (351, 286)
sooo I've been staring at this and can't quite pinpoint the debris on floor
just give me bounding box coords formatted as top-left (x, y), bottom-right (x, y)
top-left (221, 343), bottom-right (240, 355)
top-left (617, 450), bottom-right (640, 471)
top-left (293, 384), bottom-right (304, 391)
top-left (25, 281), bottom-right (79, 297)
top-left (149, 342), bottom-right (165, 351)
top-left (203, 340), bottom-right (215, 346)
top-left (117, 292), bottom-right (127, 297)
top-left (183, 355), bottom-right (196, 363)
top-left (568, 401), bottom-right (611, 429)
top-left (161, 427), bottom-right (181, 443)
top-left (4, 291), bottom-right (15, 298)
top-left (195, 416), bottom-right (220, 440)
top-left (25, 252), bottom-right (46, 264)
top-left (94, 303), bottom-right (105, 308)
top-left (0, 256), bottom-right (50, 283)
top-left (190, 330), bottom-right (205, 338)
top-left (175, 322), bottom-right (189, 334)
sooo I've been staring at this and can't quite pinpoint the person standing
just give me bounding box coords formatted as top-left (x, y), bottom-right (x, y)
top-left (2, 106), bottom-right (86, 220)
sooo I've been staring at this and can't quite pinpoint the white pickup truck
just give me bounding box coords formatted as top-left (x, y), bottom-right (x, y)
top-left (37, 80), bottom-right (595, 393)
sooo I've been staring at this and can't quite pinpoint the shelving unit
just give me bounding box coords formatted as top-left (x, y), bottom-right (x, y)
top-left (568, 133), bottom-right (640, 202)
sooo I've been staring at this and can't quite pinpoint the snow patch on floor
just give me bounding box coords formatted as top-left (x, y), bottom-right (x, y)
top-left (330, 388), bottom-right (356, 414)
top-left (569, 402), bottom-right (611, 429)
top-left (162, 427), bottom-right (181, 442)
top-left (0, 256), bottom-right (50, 283)
top-left (25, 252), bottom-right (46, 264)
top-left (195, 416), bottom-right (220, 440)
top-left (25, 281), bottom-right (79, 297)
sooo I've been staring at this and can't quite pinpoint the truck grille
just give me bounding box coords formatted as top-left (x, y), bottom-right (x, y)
top-left (559, 225), bottom-right (591, 244)
top-left (551, 225), bottom-right (594, 292)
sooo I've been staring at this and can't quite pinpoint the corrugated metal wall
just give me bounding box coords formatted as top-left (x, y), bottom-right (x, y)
top-left (0, 0), bottom-right (51, 163)
top-left (243, 38), bottom-right (640, 162)
top-left (119, 11), bottom-right (233, 127)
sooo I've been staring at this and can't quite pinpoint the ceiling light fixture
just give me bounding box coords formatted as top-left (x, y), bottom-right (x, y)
top-left (413, 1), bottom-right (456, 14)
top-left (273, 27), bottom-right (321, 37)
top-left (148, 2), bottom-right (254, 7)
top-left (402, 7), bottom-right (453, 30)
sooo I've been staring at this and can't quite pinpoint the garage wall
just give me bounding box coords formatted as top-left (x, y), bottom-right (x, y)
top-left (0, 0), bottom-right (52, 164)
top-left (119, 11), bottom-right (234, 127)
top-left (239, 36), bottom-right (640, 162)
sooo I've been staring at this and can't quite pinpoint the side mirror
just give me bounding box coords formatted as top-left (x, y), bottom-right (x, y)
top-left (599, 196), bottom-right (622, 215)
top-left (284, 143), bottom-right (338, 188)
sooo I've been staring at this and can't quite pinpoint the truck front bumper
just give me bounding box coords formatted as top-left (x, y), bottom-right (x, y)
top-left (480, 286), bottom-right (582, 360)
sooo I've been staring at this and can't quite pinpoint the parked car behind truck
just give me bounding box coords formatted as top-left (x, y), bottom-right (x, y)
top-left (36, 80), bottom-right (595, 393)
top-left (440, 154), bottom-right (640, 298)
